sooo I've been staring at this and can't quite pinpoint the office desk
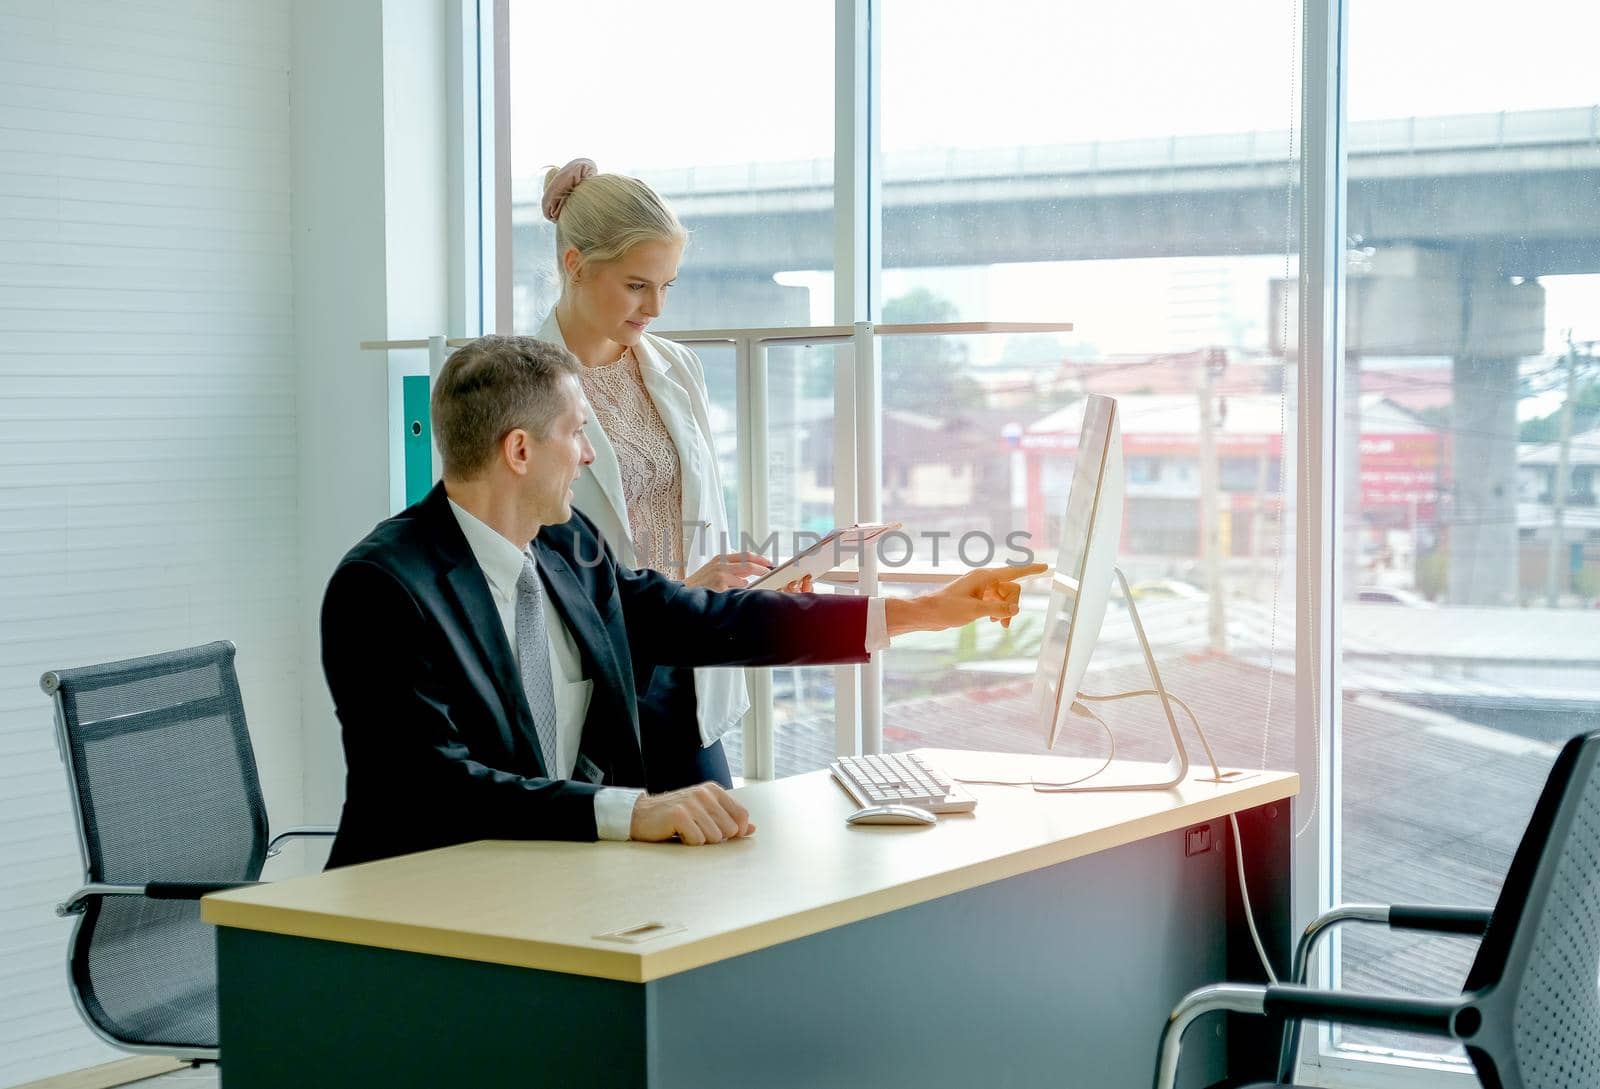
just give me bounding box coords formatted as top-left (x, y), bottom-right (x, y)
top-left (204, 752), bottom-right (1296, 1089)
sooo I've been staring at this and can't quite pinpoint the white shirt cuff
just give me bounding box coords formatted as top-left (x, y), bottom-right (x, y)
top-left (596, 787), bottom-right (644, 841)
top-left (865, 596), bottom-right (890, 654)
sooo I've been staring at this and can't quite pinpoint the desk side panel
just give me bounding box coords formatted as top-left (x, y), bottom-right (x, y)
top-left (1227, 798), bottom-right (1294, 1080)
top-left (216, 928), bottom-right (647, 1088)
top-left (646, 825), bottom-right (1228, 1089)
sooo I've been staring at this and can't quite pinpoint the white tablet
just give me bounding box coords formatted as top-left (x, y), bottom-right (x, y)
top-left (747, 522), bottom-right (902, 591)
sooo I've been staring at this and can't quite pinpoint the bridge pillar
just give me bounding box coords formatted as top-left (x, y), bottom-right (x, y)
top-left (1351, 248), bottom-right (1544, 604)
top-left (1448, 354), bottom-right (1522, 605)
top-left (1275, 246), bottom-right (1544, 605)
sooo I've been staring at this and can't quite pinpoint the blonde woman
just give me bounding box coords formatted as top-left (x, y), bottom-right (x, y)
top-left (536, 158), bottom-right (788, 791)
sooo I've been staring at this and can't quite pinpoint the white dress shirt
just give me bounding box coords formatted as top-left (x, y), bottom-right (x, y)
top-left (449, 500), bottom-right (641, 840)
top-left (448, 499), bottom-right (891, 841)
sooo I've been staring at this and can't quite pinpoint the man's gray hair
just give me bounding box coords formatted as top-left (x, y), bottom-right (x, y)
top-left (430, 335), bottom-right (582, 479)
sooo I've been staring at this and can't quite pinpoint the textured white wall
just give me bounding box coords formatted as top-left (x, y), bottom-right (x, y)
top-left (0, 1), bottom-right (300, 1083)
top-left (0, 0), bottom-right (459, 1077)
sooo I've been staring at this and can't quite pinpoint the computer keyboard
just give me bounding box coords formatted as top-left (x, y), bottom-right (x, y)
top-left (830, 752), bottom-right (977, 814)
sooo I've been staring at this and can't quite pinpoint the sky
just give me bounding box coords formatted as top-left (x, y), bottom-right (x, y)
top-left (508, 0), bottom-right (1600, 359)
top-left (510, 0), bottom-right (1600, 173)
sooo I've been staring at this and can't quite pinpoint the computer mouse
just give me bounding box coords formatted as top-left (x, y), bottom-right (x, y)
top-left (846, 804), bottom-right (938, 826)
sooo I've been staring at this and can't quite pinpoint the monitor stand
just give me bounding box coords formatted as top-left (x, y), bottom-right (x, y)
top-left (1037, 567), bottom-right (1249, 793)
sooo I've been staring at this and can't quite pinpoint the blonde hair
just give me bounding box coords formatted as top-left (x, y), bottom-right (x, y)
top-left (543, 167), bottom-right (687, 289)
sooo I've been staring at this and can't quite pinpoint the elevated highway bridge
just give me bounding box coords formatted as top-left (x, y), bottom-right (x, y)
top-left (514, 105), bottom-right (1600, 283)
top-left (512, 107), bottom-right (1600, 605)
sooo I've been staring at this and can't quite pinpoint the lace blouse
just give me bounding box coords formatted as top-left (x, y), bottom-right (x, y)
top-left (577, 348), bottom-right (685, 575)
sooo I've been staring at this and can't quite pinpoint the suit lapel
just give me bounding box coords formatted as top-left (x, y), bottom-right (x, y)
top-left (577, 415), bottom-right (632, 548)
top-left (533, 531), bottom-right (641, 782)
top-left (536, 310), bottom-right (632, 549)
top-left (423, 488), bottom-right (544, 774)
top-left (531, 537), bottom-right (621, 704)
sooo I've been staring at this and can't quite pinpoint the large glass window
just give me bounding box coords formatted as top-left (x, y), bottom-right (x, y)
top-left (877, 0), bottom-right (1303, 790)
top-left (719, 343), bottom-right (848, 777)
top-left (508, 3), bottom-right (838, 772)
top-left (492, 9), bottom-right (1600, 1077)
top-left (507, 0), bottom-right (834, 333)
top-left (1329, 0), bottom-right (1600, 1071)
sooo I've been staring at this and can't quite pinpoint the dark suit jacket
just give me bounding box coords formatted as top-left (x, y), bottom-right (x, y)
top-left (321, 484), bottom-right (869, 868)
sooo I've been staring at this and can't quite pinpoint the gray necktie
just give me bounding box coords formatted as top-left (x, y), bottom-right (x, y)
top-left (515, 554), bottom-right (561, 775)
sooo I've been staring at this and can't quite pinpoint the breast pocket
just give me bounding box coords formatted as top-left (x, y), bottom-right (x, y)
top-left (555, 678), bottom-right (593, 732)
top-left (553, 677), bottom-right (593, 768)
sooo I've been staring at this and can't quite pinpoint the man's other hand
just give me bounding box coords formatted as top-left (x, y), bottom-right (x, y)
top-left (886, 562), bottom-right (1049, 636)
top-left (629, 782), bottom-right (755, 844)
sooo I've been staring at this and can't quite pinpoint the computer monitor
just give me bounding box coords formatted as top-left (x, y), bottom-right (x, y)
top-left (1033, 394), bottom-right (1123, 750)
top-left (1030, 395), bottom-right (1225, 791)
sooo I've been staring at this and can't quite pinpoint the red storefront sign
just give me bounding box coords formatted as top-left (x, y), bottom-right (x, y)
top-left (1359, 434), bottom-right (1443, 514)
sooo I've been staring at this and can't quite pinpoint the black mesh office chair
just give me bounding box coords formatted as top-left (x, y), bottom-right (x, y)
top-left (1154, 729), bottom-right (1600, 1089)
top-left (44, 641), bottom-right (335, 1060)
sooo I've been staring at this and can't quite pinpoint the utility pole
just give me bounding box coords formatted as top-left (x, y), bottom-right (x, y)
top-left (1198, 351), bottom-right (1227, 654)
top-left (1545, 337), bottom-right (1581, 606)
top-left (1249, 443), bottom-right (1271, 599)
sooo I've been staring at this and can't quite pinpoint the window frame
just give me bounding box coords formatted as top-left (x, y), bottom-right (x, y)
top-left (1274, 3), bottom-right (1468, 1083)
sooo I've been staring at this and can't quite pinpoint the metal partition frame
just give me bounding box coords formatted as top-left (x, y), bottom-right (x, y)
top-left (580, 321), bottom-right (1072, 772)
top-left (660, 325), bottom-right (853, 780)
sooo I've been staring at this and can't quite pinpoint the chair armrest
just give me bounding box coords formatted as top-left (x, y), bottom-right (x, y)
top-left (56, 880), bottom-right (258, 916)
top-left (1159, 983), bottom-right (1473, 1089)
top-left (1155, 985), bottom-right (1268, 1089)
top-left (266, 825), bottom-right (338, 859)
top-left (56, 884), bottom-right (146, 917)
top-left (1291, 902), bottom-right (1491, 984)
top-left (1388, 905), bottom-right (1492, 935)
top-left (1278, 902), bottom-right (1491, 1079)
top-left (147, 881), bottom-right (260, 899)
top-left (1264, 985), bottom-right (1468, 1036)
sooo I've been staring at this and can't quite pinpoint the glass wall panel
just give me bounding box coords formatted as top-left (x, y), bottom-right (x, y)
top-left (878, 1), bottom-right (1303, 787)
top-left (508, 1), bottom-right (834, 332)
top-left (694, 343), bottom-right (739, 524)
top-left (1335, 0), bottom-right (1600, 1065)
top-left (721, 344), bottom-right (844, 777)
top-left (509, 3), bottom-right (838, 777)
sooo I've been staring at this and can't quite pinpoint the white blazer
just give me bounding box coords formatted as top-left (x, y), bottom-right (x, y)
top-left (536, 310), bottom-right (751, 746)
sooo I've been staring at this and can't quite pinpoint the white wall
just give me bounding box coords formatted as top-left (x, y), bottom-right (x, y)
top-left (0, 1), bottom-right (301, 1084)
top-left (293, 0), bottom-right (454, 836)
top-left (291, 0), bottom-right (391, 824)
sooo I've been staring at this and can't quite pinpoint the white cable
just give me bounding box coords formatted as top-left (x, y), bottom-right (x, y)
top-left (950, 701), bottom-right (1117, 790)
top-left (1290, 0), bottom-right (1321, 842)
top-left (1076, 689), bottom-right (1222, 781)
top-left (1263, 0), bottom-right (1300, 778)
top-left (1030, 701), bottom-right (1118, 790)
top-left (1230, 811), bottom-right (1280, 984)
top-left (1075, 687), bottom-right (1282, 983)
top-left (952, 685), bottom-right (1283, 984)
top-left (1262, 0), bottom-right (1320, 844)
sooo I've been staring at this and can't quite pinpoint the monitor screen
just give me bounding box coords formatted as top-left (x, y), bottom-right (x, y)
top-left (1033, 395), bottom-right (1123, 748)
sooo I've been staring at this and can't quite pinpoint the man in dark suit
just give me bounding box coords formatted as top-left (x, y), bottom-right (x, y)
top-left (321, 336), bottom-right (1041, 867)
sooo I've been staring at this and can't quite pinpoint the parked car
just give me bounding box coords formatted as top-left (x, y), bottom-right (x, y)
top-left (1356, 586), bottom-right (1433, 607)
top-left (1128, 578), bottom-right (1207, 602)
